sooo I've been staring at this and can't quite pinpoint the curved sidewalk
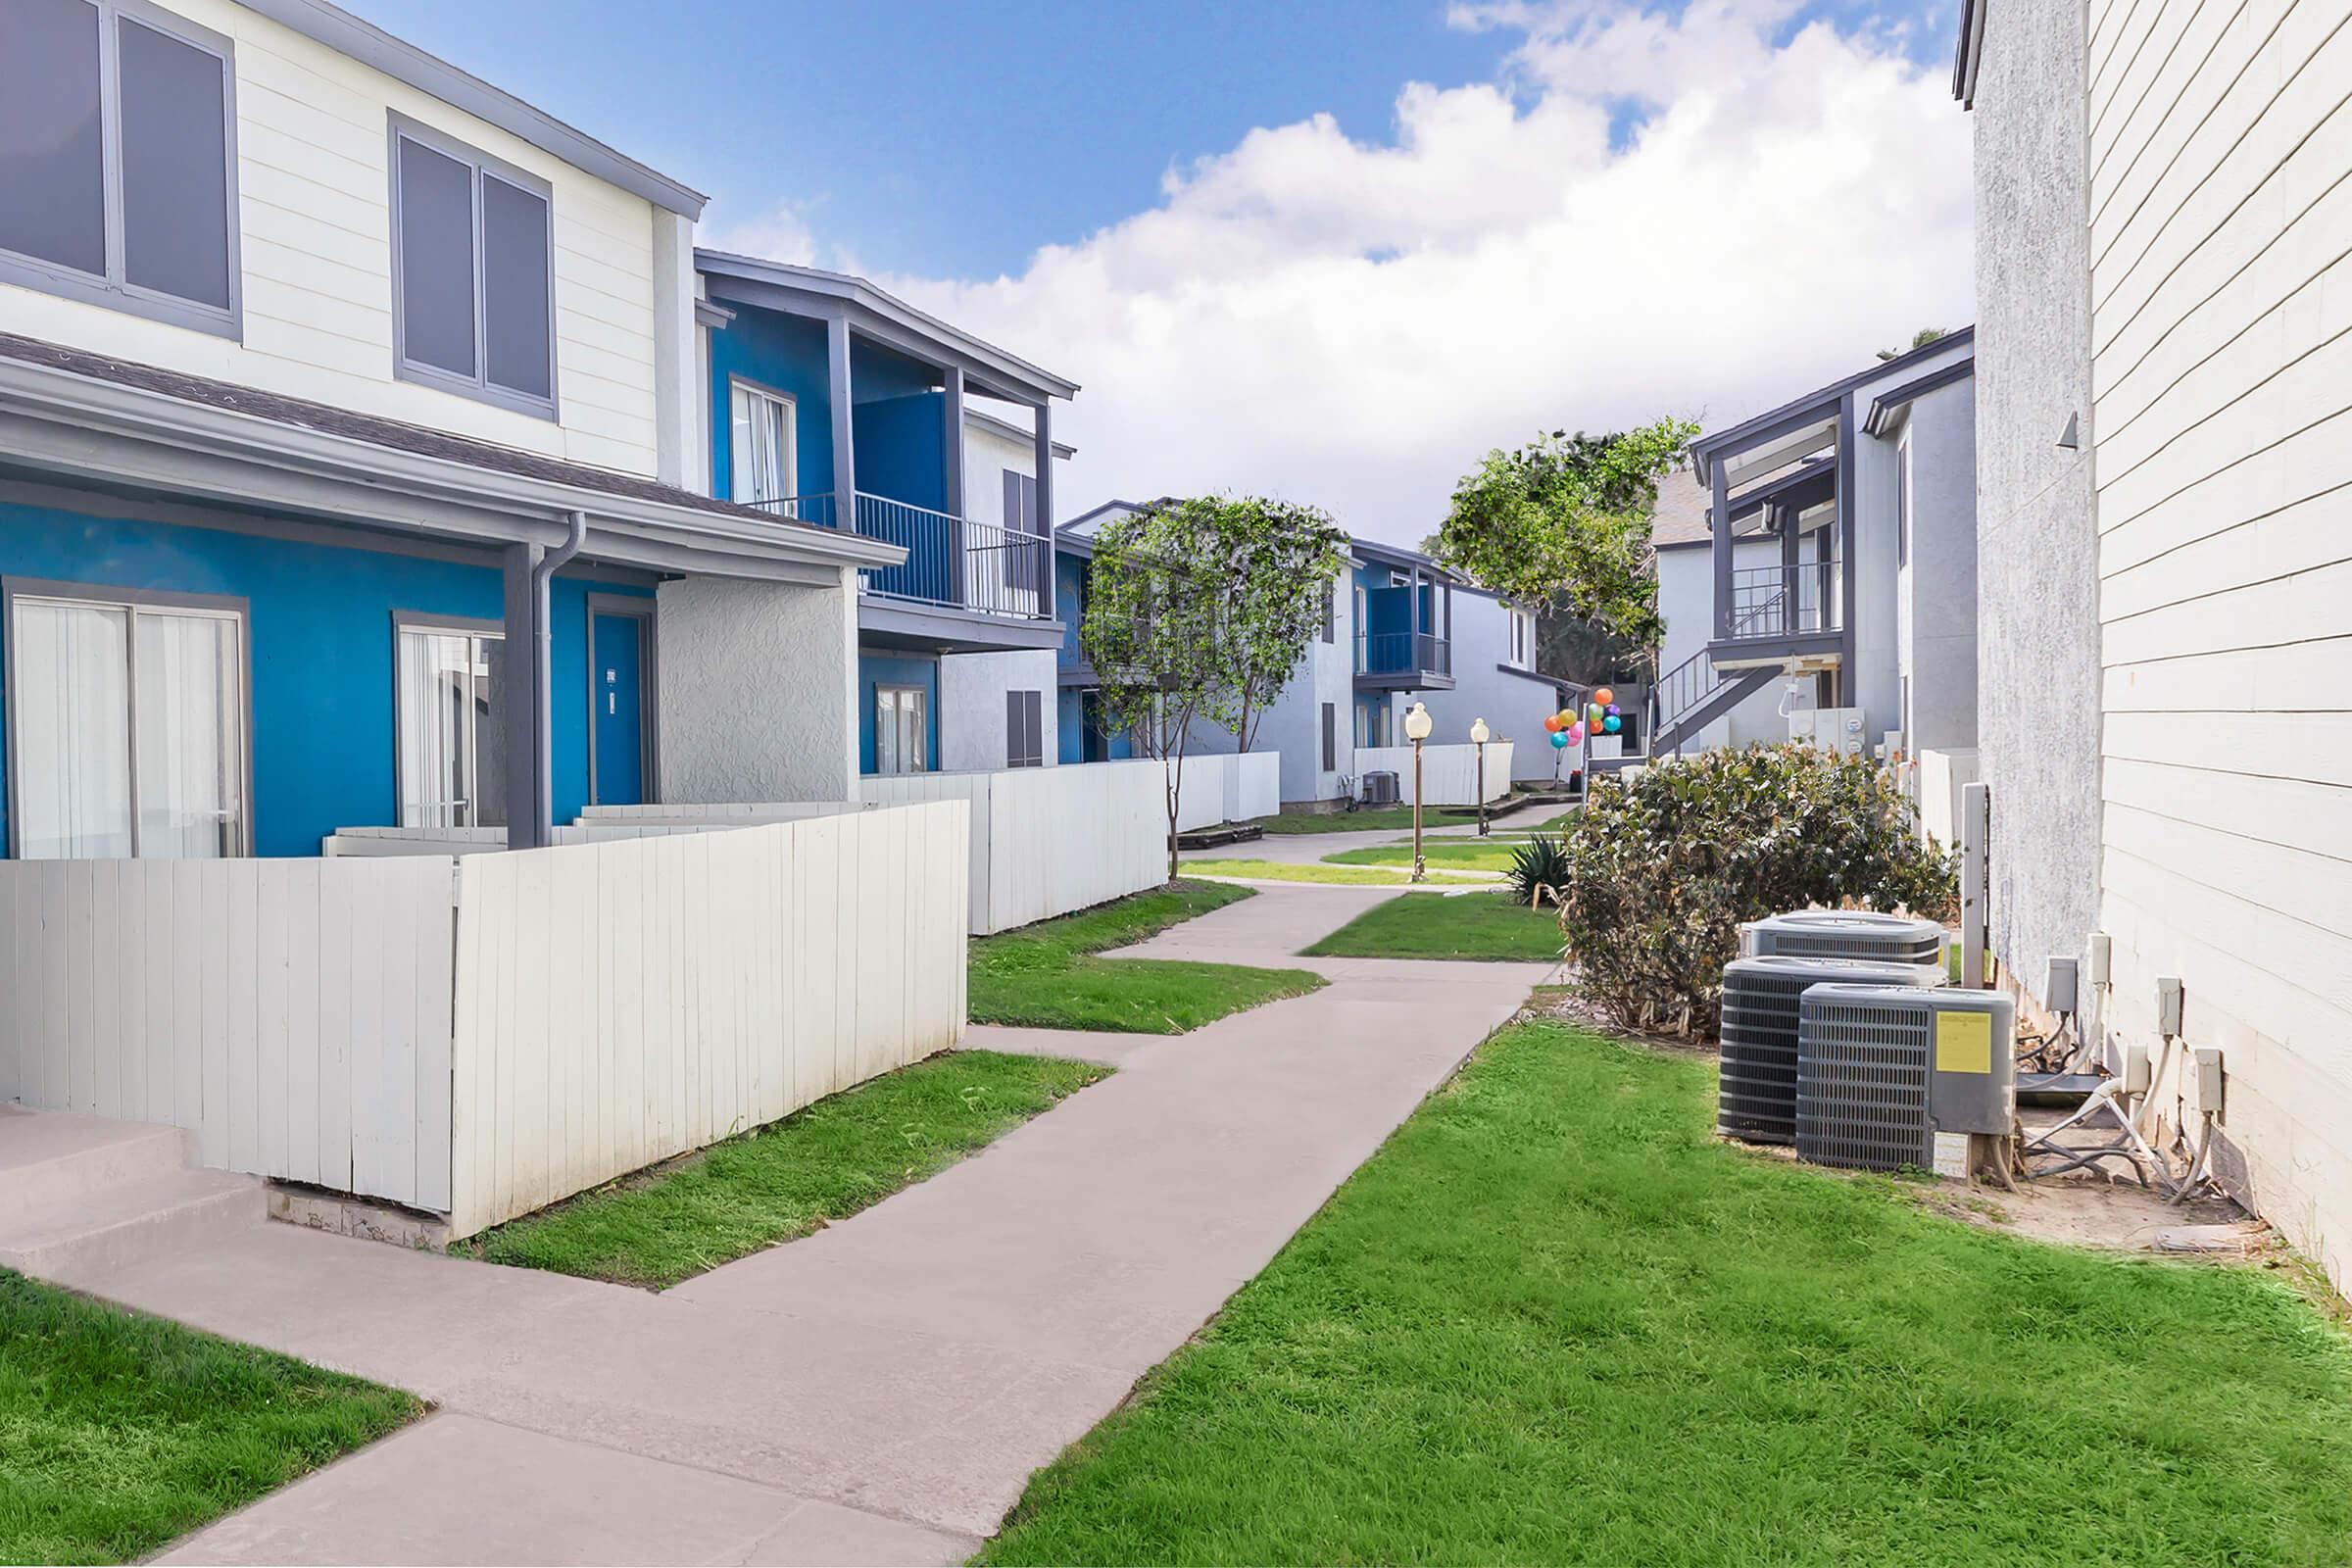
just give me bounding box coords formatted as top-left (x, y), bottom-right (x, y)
top-left (64, 884), bottom-right (1554, 1566)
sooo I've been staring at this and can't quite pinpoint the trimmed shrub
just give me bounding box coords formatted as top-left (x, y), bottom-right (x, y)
top-left (1554, 745), bottom-right (1956, 1037)
top-left (1507, 834), bottom-right (1572, 907)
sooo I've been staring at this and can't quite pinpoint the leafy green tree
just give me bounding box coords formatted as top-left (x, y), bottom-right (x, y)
top-left (1432, 418), bottom-right (1697, 657)
top-left (1204, 498), bottom-right (1351, 754)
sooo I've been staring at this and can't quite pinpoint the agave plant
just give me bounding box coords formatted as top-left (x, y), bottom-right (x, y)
top-left (1508, 834), bottom-right (1572, 908)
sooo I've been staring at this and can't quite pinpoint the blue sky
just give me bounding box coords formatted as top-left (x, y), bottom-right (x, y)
top-left (354, 0), bottom-right (1976, 539)
top-left (355, 0), bottom-right (1958, 281)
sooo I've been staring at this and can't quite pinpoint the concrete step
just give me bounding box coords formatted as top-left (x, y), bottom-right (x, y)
top-left (0, 1107), bottom-right (194, 1211)
top-left (0, 1166), bottom-right (264, 1282)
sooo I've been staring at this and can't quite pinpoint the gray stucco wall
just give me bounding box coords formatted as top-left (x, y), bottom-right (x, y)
top-left (939, 650), bottom-right (1060, 771)
top-left (1972, 0), bottom-right (2103, 1005)
top-left (658, 569), bottom-right (858, 803)
top-left (1656, 541), bottom-right (1795, 751)
top-left (1900, 380), bottom-right (1981, 753)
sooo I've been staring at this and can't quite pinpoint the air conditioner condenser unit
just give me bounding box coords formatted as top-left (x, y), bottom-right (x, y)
top-left (1795, 986), bottom-right (2015, 1176)
top-left (1719, 955), bottom-right (1947, 1148)
top-left (1742, 909), bottom-right (1947, 968)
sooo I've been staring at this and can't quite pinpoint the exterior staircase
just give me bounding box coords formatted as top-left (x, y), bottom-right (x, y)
top-left (0, 1106), bottom-right (264, 1284)
top-left (1648, 649), bottom-right (1781, 757)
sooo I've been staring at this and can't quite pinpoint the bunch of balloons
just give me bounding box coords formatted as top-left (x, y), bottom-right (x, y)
top-left (1585, 685), bottom-right (1624, 735)
top-left (1542, 705), bottom-right (1589, 750)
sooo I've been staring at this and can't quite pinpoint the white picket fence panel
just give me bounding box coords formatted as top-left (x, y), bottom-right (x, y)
top-left (0, 855), bottom-right (459, 1212)
top-left (1352, 742), bottom-right (1516, 806)
top-left (856, 760), bottom-right (1167, 933)
top-left (445, 803), bottom-right (968, 1238)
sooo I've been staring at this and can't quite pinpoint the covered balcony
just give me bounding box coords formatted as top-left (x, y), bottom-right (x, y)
top-left (698, 251), bottom-right (1079, 654)
top-left (1352, 544), bottom-right (1455, 690)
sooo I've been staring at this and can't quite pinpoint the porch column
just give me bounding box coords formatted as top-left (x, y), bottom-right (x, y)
top-left (1710, 458), bottom-right (1733, 641)
top-left (1032, 402), bottom-right (1055, 533)
top-left (941, 367), bottom-right (965, 517)
top-left (827, 312), bottom-right (856, 528)
top-left (501, 543), bottom-right (548, 851)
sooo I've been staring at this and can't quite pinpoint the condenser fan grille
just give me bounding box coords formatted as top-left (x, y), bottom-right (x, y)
top-left (1795, 997), bottom-right (1935, 1172)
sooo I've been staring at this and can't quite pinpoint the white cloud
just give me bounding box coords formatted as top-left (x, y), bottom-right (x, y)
top-left (877, 0), bottom-right (1972, 542)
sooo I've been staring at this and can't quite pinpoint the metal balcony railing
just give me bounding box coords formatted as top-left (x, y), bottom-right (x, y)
top-left (1726, 561), bottom-right (1840, 639)
top-left (1354, 630), bottom-right (1451, 679)
top-left (741, 490), bottom-right (1052, 620)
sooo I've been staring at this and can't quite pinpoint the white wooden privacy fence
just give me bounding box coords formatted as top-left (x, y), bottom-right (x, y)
top-left (1171, 752), bottom-right (1281, 832)
top-left (0, 804), bottom-right (969, 1239)
top-left (1353, 742), bottom-right (1516, 806)
top-left (854, 759), bottom-right (1167, 933)
top-left (0, 856), bottom-right (460, 1211)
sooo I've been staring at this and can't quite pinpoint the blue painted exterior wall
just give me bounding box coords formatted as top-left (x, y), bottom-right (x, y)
top-left (703, 300), bottom-right (951, 517)
top-left (0, 503), bottom-right (642, 858)
top-left (1056, 689), bottom-right (1085, 763)
top-left (856, 649), bottom-right (939, 775)
top-left (708, 307), bottom-right (833, 506)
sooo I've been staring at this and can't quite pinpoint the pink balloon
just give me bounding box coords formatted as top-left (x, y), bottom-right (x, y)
top-left (1566, 722), bottom-right (1586, 744)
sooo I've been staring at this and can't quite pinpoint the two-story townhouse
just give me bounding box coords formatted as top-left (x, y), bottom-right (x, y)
top-left (1957, 0), bottom-right (2352, 1290)
top-left (1650, 335), bottom-right (1980, 790)
top-left (693, 251), bottom-right (1078, 779)
top-left (0, 0), bottom-right (893, 867)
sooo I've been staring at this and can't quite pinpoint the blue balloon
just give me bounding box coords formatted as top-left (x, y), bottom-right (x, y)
top-left (1549, 730), bottom-right (1571, 749)
top-left (1603, 713), bottom-right (1623, 733)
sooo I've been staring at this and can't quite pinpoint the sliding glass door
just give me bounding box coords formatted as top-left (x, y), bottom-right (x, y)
top-left (397, 622), bottom-right (507, 829)
top-left (7, 586), bottom-right (247, 859)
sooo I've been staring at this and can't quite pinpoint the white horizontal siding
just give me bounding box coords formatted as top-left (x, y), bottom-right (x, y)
top-left (0, 0), bottom-right (663, 476)
top-left (2089, 0), bottom-right (2352, 1289)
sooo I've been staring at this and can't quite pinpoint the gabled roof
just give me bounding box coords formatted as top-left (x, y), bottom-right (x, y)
top-left (1953, 0), bottom-right (1988, 107)
top-left (1649, 467), bottom-right (1713, 551)
top-left (1350, 536), bottom-right (1462, 582)
top-left (243, 0), bottom-right (706, 217)
top-left (1690, 328), bottom-right (1977, 485)
top-left (696, 251), bottom-right (1080, 405)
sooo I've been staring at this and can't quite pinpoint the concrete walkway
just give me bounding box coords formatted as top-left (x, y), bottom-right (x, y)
top-left (50, 884), bottom-right (1553, 1566)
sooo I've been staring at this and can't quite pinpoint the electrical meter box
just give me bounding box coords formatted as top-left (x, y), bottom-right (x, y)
top-left (1788, 706), bottom-right (1866, 758)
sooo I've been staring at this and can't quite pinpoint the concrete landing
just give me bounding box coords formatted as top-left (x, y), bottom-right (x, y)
top-left (44, 884), bottom-right (1554, 1565)
top-left (0, 1107), bottom-right (263, 1278)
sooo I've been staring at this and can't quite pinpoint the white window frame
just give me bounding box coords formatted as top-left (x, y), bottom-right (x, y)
top-left (387, 111), bottom-right (560, 421)
top-left (727, 375), bottom-right (798, 509)
top-left (1, 575), bottom-right (252, 858)
top-left (393, 613), bottom-right (507, 830)
top-left (0, 0), bottom-right (243, 339)
top-left (874, 683), bottom-right (928, 776)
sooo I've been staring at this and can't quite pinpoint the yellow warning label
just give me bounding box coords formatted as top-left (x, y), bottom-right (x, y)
top-left (1936, 1010), bottom-right (1993, 1074)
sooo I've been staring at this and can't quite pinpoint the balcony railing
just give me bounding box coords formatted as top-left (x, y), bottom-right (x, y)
top-left (743, 490), bottom-right (1051, 620)
top-left (1355, 630), bottom-right (1452, 679)
top-left (1725, 561), bottom-right (1840, 640)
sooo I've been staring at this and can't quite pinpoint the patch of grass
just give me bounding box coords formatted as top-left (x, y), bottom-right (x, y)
top-left (1322, 840), bottom-right (1525, 873)
top-left (1301, 890), bottom-right (1564, 961)
top-left (1185, 858), bottom-right (1494, 886)
top-left (969, 880), bottom-right (1324, 1034)
top-left (460, 1051), bottom-right (1107, 1288)
top-left (981, 1022), bottom-right (2352, 1566)
top-left (1251, 805), bottom-right (1494, 835)
top-left (0, 1270), bottom-right (419, 1565)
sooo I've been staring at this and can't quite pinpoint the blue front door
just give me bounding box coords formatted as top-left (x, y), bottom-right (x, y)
top-left (592, 612), bottom-right (645, 806)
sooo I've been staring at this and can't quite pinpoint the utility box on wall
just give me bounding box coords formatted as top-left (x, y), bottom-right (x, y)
top-left (1788, 706), bottom-right (1867, 758)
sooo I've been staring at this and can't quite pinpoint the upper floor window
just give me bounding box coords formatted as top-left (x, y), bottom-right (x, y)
top-left (389, 115), bottom-right (556, 419)
top-left (1508, 608), bottom-right (1536, 668)
top-left (0, 0), bottom-right (239, 338)
top-left (728, 377), bottom-right (796, 507)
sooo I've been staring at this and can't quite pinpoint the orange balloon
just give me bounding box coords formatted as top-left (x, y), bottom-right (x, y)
top-left (1543, 712), bottom-right (1562, 732)
top-left (1593, 686), bottom-right (1615, 707)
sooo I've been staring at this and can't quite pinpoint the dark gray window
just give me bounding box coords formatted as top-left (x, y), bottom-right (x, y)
top-left (1322, 584), bottom-right (1335, 643)
top-left (1001, 469), bottom-right (1042, 591)
top-left (1321, 703), bottom-right (1336, 772)
top-left (0, 0), bottom-right (238, 336)
top-left (390, 114), bottom-right (557, 418)
top-left (1006, 689), bottom-right (1044, 768)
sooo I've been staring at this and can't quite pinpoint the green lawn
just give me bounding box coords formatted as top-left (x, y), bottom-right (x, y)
top-left (1185, 858), bottom-right (1495, 886)
top-left (1322, 839), bottom-right (1527, 873)
top-left (1251, 805), bottom-right (1496, 835)
top-left (981, 1021), bottom-right (2352, 1566)
top-left (459, 1050), bottom-right (1106, 1288)
top-left (1301, 889), bottom-right (1563, 961)
top-left (0, 1270), bottom-right (420, 1565)
top-left (969, 881), bottom-right (1324, 1034)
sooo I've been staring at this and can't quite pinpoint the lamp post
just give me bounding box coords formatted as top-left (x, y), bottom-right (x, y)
top-left (1404, 701), bottom-right (1434, 882)
top-left (1469, 717), bottom-right (1491, 837)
